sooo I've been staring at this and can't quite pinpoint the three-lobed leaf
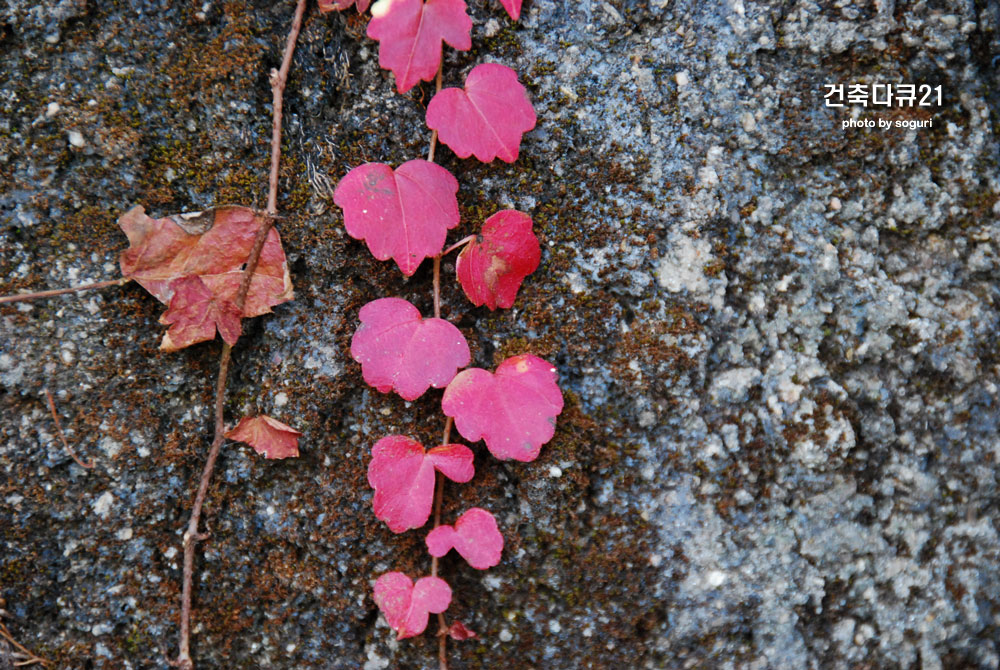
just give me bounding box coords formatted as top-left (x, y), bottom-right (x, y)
top-left (367, 0), bottom-right (472, 93)
top-left (225, 414), bottom-right (302, 459)
top-left (334, 160), bottom-right (460, 276)
top-left (425, 63), bottom-right (536, 163)
top-left (368, 435), bottom-right (474, 532)
top-left (425, 507), bottom-right (503, 569)
top-left (442, 354), bottom-right (563, 462)
top-left (373, 572), bottom-right (452, 639)
top-left (351, 298), bottom-right (470, 400)
top-left (456, 209), bottom-right (540, 310)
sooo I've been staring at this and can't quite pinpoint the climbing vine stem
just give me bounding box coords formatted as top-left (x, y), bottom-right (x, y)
top-left (171, 0), bottom-right (307, 667)
top-left (426, 59), bottom-right (452, 670)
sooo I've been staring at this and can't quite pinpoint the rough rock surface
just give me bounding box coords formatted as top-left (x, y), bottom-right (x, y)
top-left (2, 0), bottom-right (999, 668)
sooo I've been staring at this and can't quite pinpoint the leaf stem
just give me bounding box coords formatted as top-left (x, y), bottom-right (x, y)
top-left (44, 389), bottom-right (94, 470)
top-left (430, 415), bottom-right (454, 670)
top-left (426, 56), bottom-right (450, 670)
top-left (428, 61), bottom-right (446, 320)
top-left (0, 278), bottom-right (131, 305)
top-left (427, 63), bottom-right (443, 163)
top-left (172, 1), bottom-right (307, 668)
top-left (441, 235), bottom-right (475, 258)
top-left (433, 255), bottom-right (442, 319)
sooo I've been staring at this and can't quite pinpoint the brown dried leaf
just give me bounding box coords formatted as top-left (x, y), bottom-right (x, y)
top-left (224, 415), bottom-right (302, 460)
top-left (446, 621), bottom-right (478, 640)
top-left (119, 205), bottom-right (293, 321)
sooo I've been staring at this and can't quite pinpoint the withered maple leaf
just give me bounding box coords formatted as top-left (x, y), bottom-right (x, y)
top-left (118, 205), bottom-right (293, 350)
top-left (225, 414), bottom-right (302, 459)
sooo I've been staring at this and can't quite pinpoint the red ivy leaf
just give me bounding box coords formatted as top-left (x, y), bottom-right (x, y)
top-left (318, 0), bottom-right (370, 12)
top-left (367, 0), bottom-right (472, 93)
top-left (224, 415), bottom-right (302, 459)
top-left (456, 209), bottom-right (540, 310)
top-left (351, 298), bottom-right (470, 400)
top-left (425, 63), bottom-right (536, 163)
top-left (425, 507), bottom-right (503, 569)
top-left (447, 621), bottom-right (478, 640)
top-left (442, 354), bottom-right (563, 462)
top-left (368, 436), bottom-right (474, 532)
top-left (373, 572), bottom-right (452, 639)
top-left (497, 0), bottom-right (521, 20)
top-left (158, 276), bottom-right (243, 351)
top-left (334, 161), bottom-right (460, 276)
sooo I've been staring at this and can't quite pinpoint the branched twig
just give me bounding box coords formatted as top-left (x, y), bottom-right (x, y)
top-left (0, 278), bottom-right (130, 305)
top-left (172, 1), bottom-right (307, 668)
top-left (0, 620), bottom-right (50, 667)
top-left (44, 389), bottom-right (94, 470)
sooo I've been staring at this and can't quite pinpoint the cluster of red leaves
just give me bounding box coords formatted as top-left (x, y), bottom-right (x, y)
top-left (117, 205), bottom-right (302, 459)
top-left (325, 0), bottom-right (561, 642)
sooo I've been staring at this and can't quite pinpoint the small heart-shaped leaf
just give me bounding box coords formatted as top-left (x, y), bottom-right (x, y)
top-left (447, 621), bottom-right (478, 640)
top-left (367, 0), bottom-right (472, 93)
top-left (456, 209), bottom-right (540, 310)
top-left (351, 298), bottom-right (470, 400)
top-left (224, 415), bottom-right (302, 459)
top-left (373, 572), bottom-right (452, 639)
top-left (426, 63), bottom-right (536, 163)
top-left (334, 161), bottom-right (460, 276)
top-left (425, 507), bottom-right (503, 569)
top-left (442, 354), bottom-right (563, 462)
top-left (368, 436), bottom-right (474, 533)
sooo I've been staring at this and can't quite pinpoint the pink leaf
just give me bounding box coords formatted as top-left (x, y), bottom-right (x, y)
top-left (318, 0), bottom-right (371, 12)
top-left (373, 572), bottom-right (452, 639)
top-left (442, 354), bottom-right (563, 462)
top-left (333, 160), bottom-right (460, 276)
top-left (426, 507), bottom-right (503, 569)
top-left (367, 0), bottom-right (472, 93)
top-left (425, 63), bottom-right (536, 163)
top-left (367, 436), bottom-right (474, 533)
top-left (456, 210), bottom-right (540, 310)
top-left (497, 0), bottom-right (521, 20)
top-left (447, 621), bottom-right (478, 640)
top-left (224, 415), bottom-right (302, 459)
top-left (351, 298), bottom-right (470, 400)
top-left (158, 275), bottom-right (243, 351)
